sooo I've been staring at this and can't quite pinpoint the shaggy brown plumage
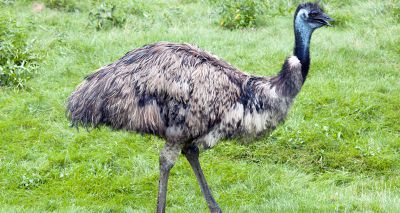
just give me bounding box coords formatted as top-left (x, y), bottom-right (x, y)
top-left (67, 42), bottom-right (301, 146)
top-left (67, 2), bottom-right (333, 212)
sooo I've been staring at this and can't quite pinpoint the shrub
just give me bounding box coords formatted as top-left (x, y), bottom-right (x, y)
top-left (0, 16), bottom-right (39, 88)
top-left (219, 0), bottom-right (258, 29)
top-left (89, 1), bottom-right (126, 31)
top-left (44, 0), bottom-right (78, 12)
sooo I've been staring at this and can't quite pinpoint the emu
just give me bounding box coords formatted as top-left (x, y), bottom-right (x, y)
top-left (67, 2), bottom-right (332, 212)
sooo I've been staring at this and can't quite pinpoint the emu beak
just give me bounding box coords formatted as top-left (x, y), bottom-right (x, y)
top-left (319, 13), bottom-right (334, 27)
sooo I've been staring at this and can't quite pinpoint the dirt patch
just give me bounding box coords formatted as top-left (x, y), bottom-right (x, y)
top-left (32, 2), bottom-right (45, 13)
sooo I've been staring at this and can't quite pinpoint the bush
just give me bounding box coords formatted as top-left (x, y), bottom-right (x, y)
top-left (88, 1), bottom-right (126, 31)
top-left (219, 0), bottom-right (259, 29)
top-left (44, 0), bottom-right (78, 12)
top-left (0, 17), bottom-right (39, 88)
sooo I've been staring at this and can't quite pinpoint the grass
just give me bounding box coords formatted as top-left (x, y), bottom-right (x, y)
top-left (1, 0), bottom-right (399, 212)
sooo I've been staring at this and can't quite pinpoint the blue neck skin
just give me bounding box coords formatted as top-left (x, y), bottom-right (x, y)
top-left (293, 14), bottom-right (314, 82)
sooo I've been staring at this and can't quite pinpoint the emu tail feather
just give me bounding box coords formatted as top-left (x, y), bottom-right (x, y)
top-left (66, 78), bottom-right (106, 129)
top-left (66, 64), bottom-right (167, 135)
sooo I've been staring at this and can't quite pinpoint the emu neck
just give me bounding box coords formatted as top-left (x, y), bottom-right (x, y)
top-left (293, 19), bottom-right (313, 82)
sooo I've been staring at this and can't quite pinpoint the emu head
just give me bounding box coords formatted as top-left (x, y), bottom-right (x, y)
top-left (294, 2), bottom-right (333, 31)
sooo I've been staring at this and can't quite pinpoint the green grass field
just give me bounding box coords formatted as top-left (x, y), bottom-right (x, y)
top-left (1, 0), bottom-right (399, 212)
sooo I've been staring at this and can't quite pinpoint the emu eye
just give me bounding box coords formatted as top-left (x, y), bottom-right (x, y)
top-left (309, 11), bottom-right (318, 17)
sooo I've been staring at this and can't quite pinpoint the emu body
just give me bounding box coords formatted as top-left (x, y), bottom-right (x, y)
top-left (67, 2), bottom-right (332, 212)
top-left (68, 42), bottom-right (301, 147)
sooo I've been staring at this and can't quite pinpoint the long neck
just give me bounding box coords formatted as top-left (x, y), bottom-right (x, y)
top-left (293, 17), bottom-right (313, 82)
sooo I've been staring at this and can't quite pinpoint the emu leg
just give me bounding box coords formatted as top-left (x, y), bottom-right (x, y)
top-left (183, 146), bottom-right (222, 213)
top-left (157, 142), bottom-right (182, 213)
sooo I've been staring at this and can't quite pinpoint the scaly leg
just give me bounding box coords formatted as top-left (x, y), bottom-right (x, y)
top-left (183, 146), bottom-right (222, 213)
top-left (156, 142), bottom-right (182, 213)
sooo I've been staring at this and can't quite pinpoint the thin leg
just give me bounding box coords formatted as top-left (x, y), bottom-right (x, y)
top-left (157, 142), bottom-right (182, 213)
top-left (183, 146), bottom-right (222, 213)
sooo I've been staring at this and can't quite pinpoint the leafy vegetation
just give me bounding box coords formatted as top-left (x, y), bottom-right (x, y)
top-left (0, 0), bottom-right (399, 212)
top-left (0, 0), bottom-right (14, 5)
top-left (0, 16), bottom-right (39, 88)
top-left (44, 0), bottom-right (78, 12)
top-left (88, 1), bottom-right (126, 30)
top-left (218, 0), bottom-right (259, 29)
top-left (389, 0), bottom-right (400, 22)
